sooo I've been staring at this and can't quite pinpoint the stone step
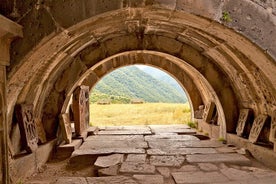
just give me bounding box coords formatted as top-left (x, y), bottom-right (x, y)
top-left (96, 129), bottom-right (152, 135)
top-left (147, 147), bottom-right (218, 155)
top-left (55, 139), bottom-right (82, 159)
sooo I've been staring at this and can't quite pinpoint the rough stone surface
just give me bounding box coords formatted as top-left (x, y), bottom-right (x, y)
top-left (119, 162), bottom-right (156, 174)
top-left (186, 153), bottom-right (251, 165)
top-left (98, 165), bottom-right (119, 176)
top-left (156, 167), bottom-right (171, 178)
top-left (54, 177), bottom-right (87, 184)
top-left (172, 171), bottom-right (230, 184)
top-left (197, 163), bottom-right (219, 171)
top-left (126, 154), bottom-right (147, 162)
top-left (133, 175), bottom-right (164, 184)
top-left (178, 165), bottom-right (199, 172)
top-left (86, 176), bottom-right (138, 184)
top-left (72, 148), bottom-right (145, 157)
top-left (148, 140), bottom-right (223, 148)
top-left (97, 130), bottom-right (152, 135)
top-left (150, 155), bottom-right (185, 167)
top-left (145, 134), bottom-right (200, 141)
top-left (56, 139), bottom-right (82, 159)
top-left (86, 135), bottom-right (144, 142)
top-left (80, 140), bottom-right (148, 149)
top-left (220, 167), bottom-right (256, 181)
top-left (147, 148), bottom-right (217, 155)
top-left (94, 154), bottom-right (124, 168)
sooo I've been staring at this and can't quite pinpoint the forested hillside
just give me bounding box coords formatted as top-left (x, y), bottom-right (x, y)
top-left (90, 66), bottom-right (187, 104)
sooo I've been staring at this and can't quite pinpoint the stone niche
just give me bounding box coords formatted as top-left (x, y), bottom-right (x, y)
top-left (72, 85), bottom-right (90, 136)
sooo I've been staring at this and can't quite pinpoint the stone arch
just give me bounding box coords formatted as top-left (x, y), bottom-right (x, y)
top-left (5, 6), bottom-right (275, 147)
top-left (61, 50), bottom-right (227, 138)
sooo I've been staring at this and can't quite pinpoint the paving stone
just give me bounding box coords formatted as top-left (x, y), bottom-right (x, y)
top-left (178, 165), bottom-right (199, 172)
top-left (186, 153), bottom-right (251, 165)
top-left (148, 140), bottom-right (223, 149)
top-left (126, 154), bottom-right (147, 162)
top-left (98, 125), bottom-right (149, 131)
top-left (98, 165), bottom-right (119, 176)
top-left (147, 148), bottom-right (217, 155)
top-left (54, 177), bottom-right (87, 184)
top-left (80, 140), bottom-right (148, 149)
top-left (150, 155), bottom-right (185, 167)
top-left (157, 167), bottom-right (171, 178)
top-left (133, 175), bottom-right (164, 184)
top-left (215, 147), bottom-right (236, 153)
top-left (172, 171), bottom-right (229, 184)
top-left (94, 154), bottom-right (124, 168)
top-left (220, 168), bottom-right (257, 181)
top-left (145, 134), bottom-right (200, 141)
top-left (241, 166), bottom-right (276, 179)
top-left (86, 176), bottom-right (138, 184)
top-left (97, 130), bottom-right (152, 135)
top-left (198, 163), bottom-right (218, 171)
top-left (150, 126), bottom-right (196, 134)
top-left (119, 162), bottom-right (156, 174)
top-left (86, 135), bottom-right (144, 142)
top-left (71, 148), bottom-right (145, 159)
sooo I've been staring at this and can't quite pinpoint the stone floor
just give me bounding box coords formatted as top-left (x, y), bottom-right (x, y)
top-left (27, 125), bottom-right (276, 184)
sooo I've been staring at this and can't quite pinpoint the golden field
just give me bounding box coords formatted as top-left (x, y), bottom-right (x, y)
top-left (90, 103), bottom-right (191, 126)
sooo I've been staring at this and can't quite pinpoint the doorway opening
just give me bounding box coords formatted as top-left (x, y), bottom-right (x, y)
top-left (89, 65), bottom-right (192, 127)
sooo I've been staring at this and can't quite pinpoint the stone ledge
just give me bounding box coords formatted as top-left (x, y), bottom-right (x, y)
top-left (227, 133), bottom-right (276, 170)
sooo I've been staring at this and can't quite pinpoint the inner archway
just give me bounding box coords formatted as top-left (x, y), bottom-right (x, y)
top-left (89, 64), bottom-right (191, 127)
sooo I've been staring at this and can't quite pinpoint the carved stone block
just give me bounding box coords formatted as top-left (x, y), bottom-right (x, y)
top-left (59, 113), bottom-right (72, 144)
top-left (236, 109), bottom-right (253, 137)
top-left (73, 85), bottom-right (90, 136)
top-left (269, 110), bottom-right (276, 143)
top-left (202, 102), bottom-right (215, 123)
top-left (15, 104), bottom-right (38, 153)
top-left (248, 115), bottom-right (269, 144)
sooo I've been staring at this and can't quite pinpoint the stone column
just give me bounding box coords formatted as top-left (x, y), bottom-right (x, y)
top-left (0, 15), bottom-right (22, 184)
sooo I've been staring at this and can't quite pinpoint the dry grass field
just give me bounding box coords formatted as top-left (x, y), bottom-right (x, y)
top-left (90, 103), bottom-right (191, 126)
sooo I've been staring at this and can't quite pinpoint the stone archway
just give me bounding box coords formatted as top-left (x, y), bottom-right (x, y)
top-left (1, 1), bottom-right (275, 181)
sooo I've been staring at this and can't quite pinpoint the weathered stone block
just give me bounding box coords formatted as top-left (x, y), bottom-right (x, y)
top-left (59, 113), bottom-right (72, 144)
top-left (86, 176), bottom-right (138, 184)
top-left (172, 171), bottom-right (229, 184)
top-left (249, 114), bottom-right (269, 143)
top-left (236, 109), bottom-right (253, 137)
top-left (73, 85), bottom-right (89, 136)
top-left (186, 153), bottom-right (251, 165)
top-left (133, 174), bottom-right (164, 184)
top-left (150, 155), bottom-right (185, 167)
top-left (126, 154), bottom-right (147, 162)
top-left (119, 162), bottom-right (156, 174)
top-left (15, 104), bottom-right (38, 153)
top-left (98, 165), bottom-right (119, 176)
top-left (202, 102), bottom-right (215, 123)
top-left (94, 154), bottom-right (124, 168)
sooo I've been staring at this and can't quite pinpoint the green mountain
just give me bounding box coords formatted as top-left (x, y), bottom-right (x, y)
top-left (90, 66), bottom-right (187, 104)
top-left (136, 65), bottom-right (185, 94)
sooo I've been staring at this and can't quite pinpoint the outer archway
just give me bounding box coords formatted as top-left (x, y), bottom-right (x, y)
top-left (2, 2), bottom-right (275, 181)
top-left (7, 6), bottom-right (275, 153)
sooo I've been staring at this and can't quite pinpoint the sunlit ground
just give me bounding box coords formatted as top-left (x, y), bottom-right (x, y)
top-left (90, 102), bottom-right (191, 126)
